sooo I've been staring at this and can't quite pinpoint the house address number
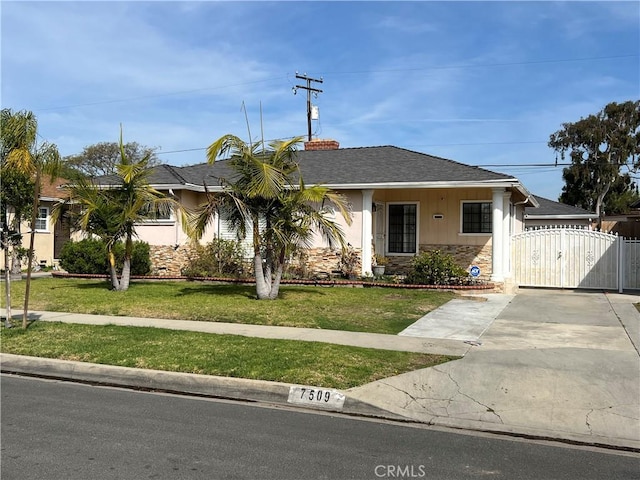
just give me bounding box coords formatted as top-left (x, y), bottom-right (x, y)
top-left (287, 385), bottom-right (346, 410)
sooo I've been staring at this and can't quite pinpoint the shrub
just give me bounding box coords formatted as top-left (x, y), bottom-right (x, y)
top-left (405, 250), bottom-right (468, 285)
top-left (59, 238), bottom-right (108, 274)
top-left (181, 237), bottom-right (247, 278)
top-left (112, 241), bottom-right (152, 276)
top-left (59, 239), bottom-right (152, 276)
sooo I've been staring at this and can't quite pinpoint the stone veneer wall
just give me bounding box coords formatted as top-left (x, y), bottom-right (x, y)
top-left (288, 247), bottom-right (362, 278)
top-left (149, 244), bottom-right (196, 276)
top-left (148, 243), bottom-right (490, 280)
top-left (149, 244), bottom-right (363, 279)
top-left (383, 244), bottom-right (493, 280)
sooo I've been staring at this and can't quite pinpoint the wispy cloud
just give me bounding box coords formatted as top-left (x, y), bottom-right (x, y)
top-left (1, 1), bottom-right (637, 201)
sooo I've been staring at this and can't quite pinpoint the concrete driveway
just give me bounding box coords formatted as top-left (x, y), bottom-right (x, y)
top-left (348, 290), bottom-right (640, 449)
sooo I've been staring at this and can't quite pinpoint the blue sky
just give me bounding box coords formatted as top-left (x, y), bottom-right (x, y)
top-left (2, 1), bottom-right (638, 200)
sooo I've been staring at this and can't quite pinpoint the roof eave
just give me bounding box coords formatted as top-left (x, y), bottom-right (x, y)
top-left (524, 214), bottom-right (595, 220)
top-left (323, 179), bottom-right (537, 204)
top-left (150, 183), bottom-right (211, 192)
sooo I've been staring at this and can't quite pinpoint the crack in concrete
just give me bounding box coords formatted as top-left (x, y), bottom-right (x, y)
top-left (432, 366), bottom-right (504, 424)
top-left (585, 409), bottom-right (594, 435)
top-left (378, 381), bottom-right (449, 418)
top-left (378, 381), bottom-right (421, 410)
top-left (584, 404), bottom-right (640, 426)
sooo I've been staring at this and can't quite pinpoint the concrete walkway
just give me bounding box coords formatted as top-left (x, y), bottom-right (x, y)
top-left (399, 293), bottom-right (515, 340)
top-left (2, 290), bottom-right (640, 450)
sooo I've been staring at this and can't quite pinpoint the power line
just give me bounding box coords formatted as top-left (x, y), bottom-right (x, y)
top-left (32, 76), bottom-right (288, 112)
top-left (324, 54), bottom-right (639, 76)
top-left (475, 163), bottom-right (569, 167)
top-left (407, 140), bottom-right (546, 148)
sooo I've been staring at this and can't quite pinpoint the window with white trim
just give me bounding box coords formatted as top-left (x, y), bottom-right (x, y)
top-left (462, 201), bottom-right (492, 234)
top-left (35, 207), bottom-right (49, 231)
top-left (387, 203), bottom-right (417, 254)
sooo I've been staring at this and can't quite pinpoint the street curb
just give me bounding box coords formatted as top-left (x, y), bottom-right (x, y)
top-left (3, 354), bottom-right (639, 453)
top-left (0, 354), bottom-right (403, 420)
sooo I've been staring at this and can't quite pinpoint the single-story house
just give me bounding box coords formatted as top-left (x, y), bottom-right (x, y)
top-left (1, 177), bottom-right (71, 271)
top-left (92, 139), bottom-right (538, 288)
top-left (523, 195), bottom-right (595, 230)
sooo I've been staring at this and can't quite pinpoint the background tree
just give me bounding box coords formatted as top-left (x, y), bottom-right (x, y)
top-left (550, 100), bottom-right (640, 225)
top-left (64, 141), bottom-right (160, 178)
top-left (55, 130), bottom-right (178, 291)
top-left (561, 167), bottom-right (639, 215)
top-left (0, 168), bottom-right (34, 275)
top-left (188, 133), bottom-right (352, 300)
top-left (0, 112), bottom-right (36, 327)
top-left (1, 108), bottom-right (61, 328)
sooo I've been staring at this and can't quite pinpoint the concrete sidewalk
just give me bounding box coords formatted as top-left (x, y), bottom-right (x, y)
top-left (2, 290), bottom-right (640, 450)
top-left (2, 309), bottom-right (478, 356)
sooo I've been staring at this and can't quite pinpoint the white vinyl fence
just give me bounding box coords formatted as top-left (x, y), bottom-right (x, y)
top-left (512, 226), bottom-right (639, 291)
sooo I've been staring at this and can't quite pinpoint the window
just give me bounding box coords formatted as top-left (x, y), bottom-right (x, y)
top-left (35, 207), bottom-right (49, 231)
top-left (462, 202), bottom-right (492, 234)
top-left (141, 205), bottom-right (172, 221)
top-left (388, 204), bottom-right (417, 254)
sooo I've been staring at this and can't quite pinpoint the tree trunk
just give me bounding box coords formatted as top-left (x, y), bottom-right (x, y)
top-left (10, 213), bottom-right (22, 275)
top-left (119, 235), bottom-right (132, 291)
top-left (108, 249), bottom-right (120, 290)
top-left (22, 171), bottom-right (41, 329)
top-left (119, 258), bottom-right (131, 291)
top-left (10, 248), bottom-right (21, 276)
top-left (268, 263), bottom-right (284, 300)
top-left (595, 184), bottom-right (610, 230)
top-left (3, 227), bottom-right (12, 328)
top-left (254, 254), bottom-right (271, 300)
top-left (267, 248), bottom-right (286, 300)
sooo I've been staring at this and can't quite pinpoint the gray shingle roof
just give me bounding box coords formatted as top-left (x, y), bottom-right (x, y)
top-left (525, 195), bottom-right (594, 217)
top-left (294, 146), bottom-right (514, 184)
top-left (147, 146), bottom-right (516, 188)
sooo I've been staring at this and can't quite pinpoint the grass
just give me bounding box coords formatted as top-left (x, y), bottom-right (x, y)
top-left (0, 277), bottom-right (459, 388)
top-left (1, 277), bottom-right (455, 334)
top-left (0, 322), bottom-right (456, 389)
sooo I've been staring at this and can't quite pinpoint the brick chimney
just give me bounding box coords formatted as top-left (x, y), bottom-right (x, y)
top-left (304, 139), bottom-right (340, 151)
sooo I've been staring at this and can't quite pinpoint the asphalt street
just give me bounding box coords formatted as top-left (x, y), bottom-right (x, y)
top-left (2, 375), bottom-right (638, 480)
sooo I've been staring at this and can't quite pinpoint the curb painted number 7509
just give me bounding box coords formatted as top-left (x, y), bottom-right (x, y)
top-left (300, 388), bottom-right (331, 402)
top-left (287, 385), bottom-right (346, 410)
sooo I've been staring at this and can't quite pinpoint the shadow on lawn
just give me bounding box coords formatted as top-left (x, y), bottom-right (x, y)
top-left (176, 282), bottom-right (327, 300)
top-left (1, 312), bottom-right (42, 330)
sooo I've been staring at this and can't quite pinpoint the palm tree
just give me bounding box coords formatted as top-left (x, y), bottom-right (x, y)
top-left (55, 130), bottom-right (179, 291)
top-left (188, 134), bottom-right (352, 300)
top-left (1, 109), bottom-right (61, 329)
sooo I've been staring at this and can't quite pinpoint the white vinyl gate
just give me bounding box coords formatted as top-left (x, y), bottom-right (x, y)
top-left (512, 227), bottom-right (640, 291)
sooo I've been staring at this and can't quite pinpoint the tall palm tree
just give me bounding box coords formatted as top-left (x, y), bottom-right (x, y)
top-left (1, 109), bottom-right (61, 328)
top-left (188, 134), bottom-right (352, 300)
top-left (55, 130), bottom-right (180, 291)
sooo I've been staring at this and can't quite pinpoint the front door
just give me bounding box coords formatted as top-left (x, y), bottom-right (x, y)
top-left (53, 208), bottom-right (71, 259)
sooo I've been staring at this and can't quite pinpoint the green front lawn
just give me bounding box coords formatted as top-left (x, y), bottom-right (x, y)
top-left (2, 277), bottom-right (455, 334)
top-left (0, 322), bottom-right (456, 389)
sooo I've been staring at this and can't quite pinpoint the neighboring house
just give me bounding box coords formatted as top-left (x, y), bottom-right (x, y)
top-left (1, 177), bottom-right (72, 270)
top-left (98, 139), bottom-right (538, 288)
top-left (523, 195), bottom-right (595, 230)
top-left (602, 198), bottom-right (640, 238)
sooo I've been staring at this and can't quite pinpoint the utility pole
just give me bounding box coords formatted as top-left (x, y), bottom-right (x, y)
top-left (292, 73), bottom-right (323, 141)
